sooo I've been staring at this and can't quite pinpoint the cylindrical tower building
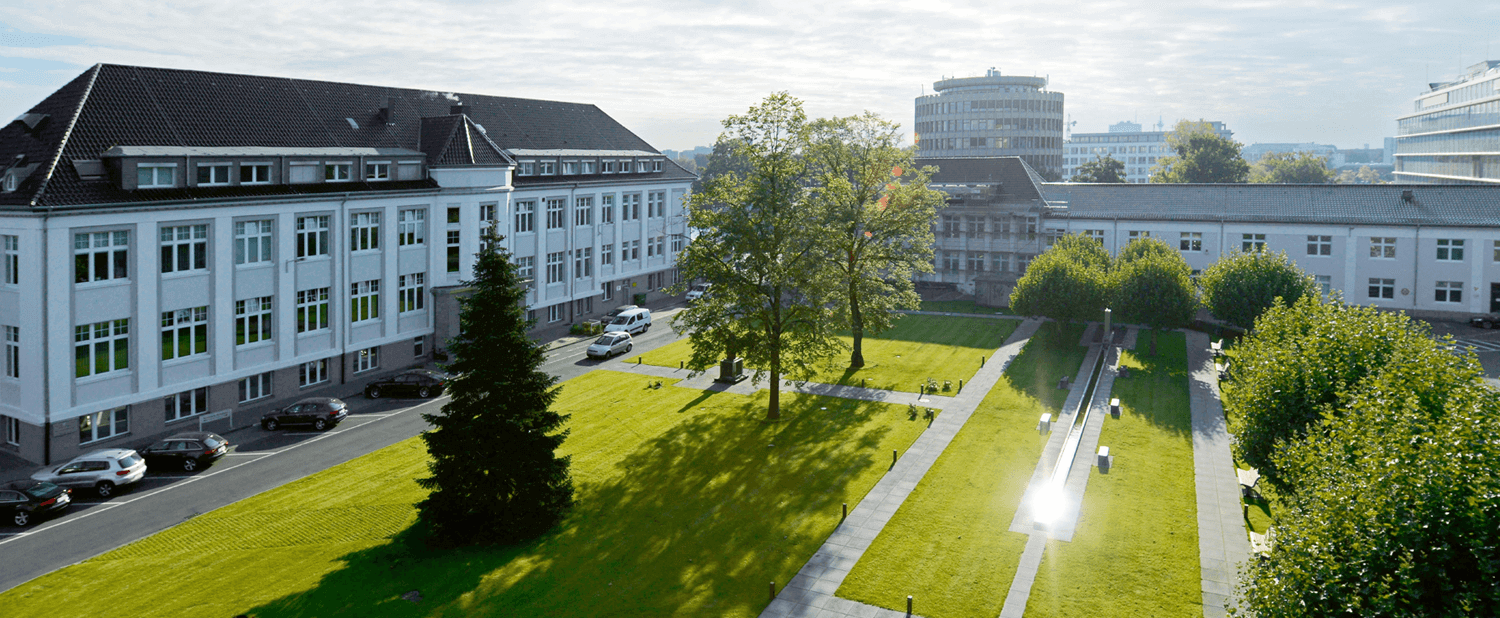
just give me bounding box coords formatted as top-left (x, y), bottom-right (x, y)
top-left (914, 68), bottom-right (1065, 179)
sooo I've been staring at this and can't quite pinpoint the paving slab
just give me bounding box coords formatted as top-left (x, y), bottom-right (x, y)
top-left (1186, 330), bottom-right (1253, 618)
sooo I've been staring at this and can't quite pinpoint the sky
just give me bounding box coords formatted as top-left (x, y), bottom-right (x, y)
top-left (1, 1), bottom-right (1497, 152)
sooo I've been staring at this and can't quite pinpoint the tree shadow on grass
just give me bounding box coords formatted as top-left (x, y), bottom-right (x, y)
top-left (841, 314), bottom-right (1016, 347)
top-left (1113, 331), bottom-right (1192, 438)
top-left (240, 387), bottom-right (904, 618)
top-left (1006, 322), bottom-right (1090, 412)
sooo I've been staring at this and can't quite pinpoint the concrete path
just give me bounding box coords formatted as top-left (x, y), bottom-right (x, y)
top-left (1185, 331), bottom-right (1252, 618)
top-left (758, 318), bottom-right (1044, 618)
top-left (615, 361), bottom-right (960, 409)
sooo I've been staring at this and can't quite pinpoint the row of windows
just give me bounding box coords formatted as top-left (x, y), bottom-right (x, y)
top-left (917, 136), bottom-right (1061, 151)
top-left (916, 98), bottom-right (1062, 116)
top-left (914, 118), bottom-right (1064, 134)
top-left (532, 272), bottom-right (679, 324)
top-left (135, 160), bottom-right (420, 190)
top-left (512, 192), bottom-right (662, 233)
top-left (515, 158), bottom-right (664, 177)
top-left (1365, 278), bottom-right (1467, 304)
top-left (1069, 231), bottom-right (1486, 261)
top-left (538, 237), bottom-right (673, 285)
top-left (935, 251), bottom-right (1034, 273)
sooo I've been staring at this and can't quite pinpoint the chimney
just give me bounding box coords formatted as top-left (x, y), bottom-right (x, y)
top-left (1401, 189), bottom-right (1414, 202)
top-left (380, 97), bottom-right (396, 125)
top-left (450, 104), bottom-right (466, 115)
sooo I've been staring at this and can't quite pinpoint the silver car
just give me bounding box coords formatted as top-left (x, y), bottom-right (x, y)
top-left (31, 449), bottom-right (147, 497)
top-left (586, 332), bottom-right (634, 359)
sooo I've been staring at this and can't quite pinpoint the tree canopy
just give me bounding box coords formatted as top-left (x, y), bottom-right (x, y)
top-left (1010, 234), bottom-right (1111, 324)
top-left (418, 231), bottom-right (573, 546)
top-left (1109, 244), bottom-right (1198, 348)
top-left (1068, 155), bottom-right (1125, 183)
top-left (1198, 250), bottom-right (1317, 329)
top-left (1248, 151), bottom-right (1334, 184)
top-left (1149, 120), bottom-right (1249, 183)
top-left (1115, 236), bottom-right (1176, 265)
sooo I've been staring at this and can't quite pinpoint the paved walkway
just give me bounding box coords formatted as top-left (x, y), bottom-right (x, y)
top-left (758, 319), bottom-right (1044, 618)
top-left (1186, 331), bottom-right (1252, 618)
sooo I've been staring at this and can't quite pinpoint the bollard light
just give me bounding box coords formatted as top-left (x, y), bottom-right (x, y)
top-left (769, 581), bottom-right (776, 602)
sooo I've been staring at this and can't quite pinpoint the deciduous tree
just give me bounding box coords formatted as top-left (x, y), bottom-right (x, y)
top-left (1110, 243), bottom-right (1198, 353)
top-left (1149, 120), bottom-right (1249, 183)
top-left (1010, 234), bottom-right (1111, 324)
top-left (1068, 155), bottom-right (1125, 183)
top-left (417, 230), bottom-right (573, 546)
top-left (1198, 250), bottom-right (1316, 329)
top-left (1248, 151), bottom-right (1334, 184)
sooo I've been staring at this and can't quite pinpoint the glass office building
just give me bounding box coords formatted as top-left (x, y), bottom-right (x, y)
top-left (1395, 60), bottom-right (1500, 184)
top-left (914, 68), bottom-right (1065, 180)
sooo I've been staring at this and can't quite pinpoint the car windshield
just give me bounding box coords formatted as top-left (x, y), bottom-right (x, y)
top-left (118, 454), bottom-right (142, 468)
top-left (203, 436), bottom-right (224, 448)
top-left (595, 335), bottom-right (618, 345)
top-left (693, 284), bottom-right (709, 292)
top-left (21, 482), bottom-right (57, 498)
top-left (612, 315), bottom-right (632, 325)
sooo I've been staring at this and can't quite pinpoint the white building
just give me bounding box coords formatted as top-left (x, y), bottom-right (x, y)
top-left (1063, 121), bottom-right (1233, 183)
top-left (914, 68), bottom-right (1066, 180)
top-left (1395, 60), bottom-right (1500, 184)
top-left (0, 64), bottom-right (693, 465)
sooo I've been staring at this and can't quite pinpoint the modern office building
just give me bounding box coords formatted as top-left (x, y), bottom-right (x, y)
top-left (913, 68), bottom-right (1065, 180)
top-left (1062, 121), bottom-right (1232, 183)
top-left (0, 64), bottom-right (693, 464)
top-left (1394, 60), bottom-right (1500, 184)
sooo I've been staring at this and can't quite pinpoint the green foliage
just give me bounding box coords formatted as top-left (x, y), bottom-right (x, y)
top-left (1248, 151), bottom-right (1334, 184)
top-left (673, 93), bottom-right (842, 420)
top-left (1068, 155), bottom-right (1125, 183)
top-left (1335, 165), bottom-right (1385, 185)
top-left (1115, 236), bottom-right (1176, 265)
top-left (418, 232), bottom-right (573, 546)
top-left (1239, 343), bottom-right (1500, 617)
top-left (1198, 250), bottom-right (1316, 329)
top-left (1010, 234), bottom-right (1110, 324)
top-left (690, 138), bottom-right (750, 194)
top-left (1223, 295), bottom-right (1433, 490)
top-left (1109, 245), bottom-right (1198, 334)
top-left (1149, 120), bottom-right (1249, 183)
top-left (806, 112), bottom-right (944, 368)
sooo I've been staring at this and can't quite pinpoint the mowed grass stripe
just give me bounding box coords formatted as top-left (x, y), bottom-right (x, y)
top-left (836, 323), bottom-right (1088, 618)
top-left (1025, 331), bottom-right (1201, 618)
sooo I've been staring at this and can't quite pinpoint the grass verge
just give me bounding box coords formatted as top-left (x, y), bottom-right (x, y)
top-left (0, 371), bottom-right (926, 618)
top-left (1025, 331), bottom-right (1201, 618)
top-left (918, 300), bottom-right (1015, 315)
top-left (835, 323), bottom-right (1087, 617)
top-left (631, 314), bottom-right (1018, 392)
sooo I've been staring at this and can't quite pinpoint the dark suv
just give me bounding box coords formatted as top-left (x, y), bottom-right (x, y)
top-left (141, 432), bottom-right (230, 472)
top-left (364, 370), bottom-right (450, 399)
top-left (1, 480), bottom-right (71, 527)
top-left (261, 397), bottom-right (349, 431)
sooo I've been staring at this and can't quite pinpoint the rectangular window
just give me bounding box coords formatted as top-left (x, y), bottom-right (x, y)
top-left (325, 162), bottom-right (352, 182)
top-left (546, 198), bottom-right (566, 230)
top-left (1082, 229), bottom-right (1104, 244)
top-left (623, 194), bottom-right (641, 220)
top-left (648, 192), bottom-right (665, 217)
top-left (296, 288), bottom-right (330, 333)
top-left (79, 407), bottom-right (129, 444)
top-left (671, 236), bottom-right (684, 253)
top-left (240, 164), bottom-right (271, 184)
top-left (3, 325), bottom-right (17, 379)
top-left (137, 164), bottom-right (176, 188)
top-left (517, 161), bottom-right (535, 176)
top-left (1370, 237), bottom-right (1396, 259)
top-left (289, 162), bottom-right (318, 184)
top-left (1307, 235), bottom-right (1332, 256)
top-left (653, 236), bottom-right (665, 257)
top-left (601, 195), bottom-right (615, 223)
top-left (515, 200), bottom-right (536, 233)
top-left (516, 256), bottom-right (535, 281)
top-left (447, 207), bottom-right (461, 224)
top-left (602, 281), bottom-right (613, 301)
top-left (2, 235), bottom-right (16, 285)
top-left (74, 230), bottom-right (130, 284)
top-left (399, 273), bottom-right (425, 313)
top-left (235, 296), bottom-right (273, 345)
top-left (480, 202), bottom-right (498, 223)
top-left (647, 236), bottom-right (657, 258)
top-left (1437, 238), bottom-right (1465, 261)
top-left (562, 161), bottom-right (578, 175)
top-left (3, 415), bottom-right (17, 446)
top-left (1127, 230), bottom-right (1150, 241)
top-left (575, 297), bottom-right (592, 315)
top-left (1435, 281), bottom-right (1464, 303)
top-left (1316, 275), bottom-right (1332, 295)
top-left (538, 161), bottom-right (556, 176)
top-left (196, 163), bottom-right (231, 186)
top-left (354, 347), bottom-right (379, 373)
top-left (350, 212), bottom-right (380, 251)
top-left (602, 160), bottom-right (616, 174)
top-left (366, 162), bottom-right (390, 181)
top-left (582, 160), bottom-right (597, 174)
top-left (629, 240), bottom-right (641, 261)
top-left (602, 243), bottom-right (615, 266)
top-left (446, 230), bottom-right (461, 273)
top-left (547, 251), bottom-right (565, 283)
top-left (1368, 278), bottom-right (1395, 299)
top-left (75, 319), bottom-right (129, 378)
top-left (548, 304), bottom-right (564, 323)
top-left (413, 335), bottom-right (425, 357)
top-left (300, 359), bottom-right (330, 387)
top-left (966, 252), bottom-right (986, 271)
top-left (574, 247), bottom-right (593, 279)
top-left (637, 160), bottom-right (649, 173)
top-left (398, 209), bottom-right (426, 246)
top-left (163, 387), bottom-right (208, 423)
top-left (161, 306), bottom-right (209, 361)
top-left (1179, 232), bottom-right (1203, 252)
top-left (350, 280), bottom-right (380, 322)
top-left (235, 220), bottom-right (273, 265)
top-left (575, 197), bottom-right (594, 226)
top-left (992, 252), bottom-right (1010, 272)
top-left (297, 216), bottom-right (330, 258)
top-left (1241, 233), bottom-right (1266, 252)
top-left (160, 224), bottom-right (208, 274)
top-left (239, 372), bottom-right (272, 402)
top-left (653, 159), bottom-right (663, 172)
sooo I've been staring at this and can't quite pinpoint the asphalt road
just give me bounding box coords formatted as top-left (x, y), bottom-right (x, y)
top-left (0, 308), bottom-right (686, 594)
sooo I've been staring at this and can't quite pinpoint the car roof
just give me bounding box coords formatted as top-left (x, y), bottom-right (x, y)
top-left (295, 397), bottom-right (343, 405)
top-left (3, 480), bottom-right (48, 491)
top-left (399, 369), bottom-right (447, 378)
top-left (164, 432), bottom-right (223, 441)
top-left (618, 308), bottom-right (649, 316)
top-left (71, 449), bottom-right (138, 461)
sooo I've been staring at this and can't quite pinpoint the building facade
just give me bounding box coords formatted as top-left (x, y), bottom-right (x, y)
top-left (0, 64), bottom-right (693, 465)
top-left (1394, 60), bottom-right (1500, 184)
top-left (1063, 121), bottom-right (1232, 183)
top-left (913, 68), bottom-right (1065, 180)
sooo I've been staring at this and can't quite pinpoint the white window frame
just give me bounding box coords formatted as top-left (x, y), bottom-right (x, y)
top-left (297, 215), bottom-right (330, 258)
top-left (1307, 235), bottom-right (1332, 256)
top-left (2, 235), bottom-right (17, 285)
top-left (623, 193), bottom-right (641, 220)
top-left (562, 161), bottom-right (579, 175)
top-left (161, 306), bottom-right (209, 362)
top-left (296, 287), bottom-right (330, 333)
top-left (652, 159), bottom-right (663, 172)
top-left (546, 252), bottom-right (565, 284)
top-left (515, 200), bottom-right (536, 233)
top-left (1179, 232), bottom-right (1203, 252)
top-left (574, 247), bottom-right (593, 279)
top-left (517, 161), bottom-right (535, 176)
top-left (516, 256), bottom-right (535, 281)
top-left (196, 163), bottom-right (232, 186)
top-left (648, 191), bottom-right (665, 218)
top-left (601, 194), bottom-right (615, 223)
top-left (1368, 277), bottom-right (1395, 300)
top-left (575, 196), bottom-right (594, 226)
top-left (1437, 238), bottom-right (1465, 262)
top-left (1435, 281), bottom-right (1464, 303)
top-left (3, 325), bottom-right (17, 379)
top-left (234, 220), bottom-right (273, 265)
top-left (3, 415), bottom-right (18, 446)
top-left (480, 203), bottom-right (498, 223)
top-left (240, 372), bottom-right (273, 403)
top-left (366, 161), bottom-right (391, 181)
top-left (236, 296), bottom-right (273, 346)
top-left (671, 236), bottom-right (684, 253)
top-left (1370, 237), bottom-right (1397, 259)
top-left (413, 336), bottom-right (425, 357)
top-left (79, 407), bottom-right (129, 445)
top-left (75, 319), bottom-right (130, 378)
top-left (582, 160), bottom-right (597, 174)
top-left (602, 281), bottom-right (614, 301)
top-left (240, 162), bottom-right (272, 185)
top-left (354, 347), bottom-right (380, 373)
top-left (1241, 233), bottom-right (1266, 253)
top-left (137, 163), bottom-right (177, 188)
top-left (538, 160), bottom-right (556, 176)
top-left (602, 160), bottom-right (616, 174)
top-left (300, 358), bottom-right (330, 387)
top-left (546, 198), bottom-right (566, 230)
top-left (325, 162), bottom-right (352, 182)
top-left (160, 224), bottom-right (208, 274)
top-left (164, 387), bottom-right (207, 423)
top-left (351, 280), bottom-right (380, 323)
top-left (602, 243), bottom-right (615, 266)
top-left (446, 230), bottom-right (461, 273)
top-left (399, 273), bottom-right (425, 313)
top-left (350, 212), bottom-right (380, 252)
top-left (398, 209), bottom-right (426, 246)
top-left (1315, 275), bottom-right (1332, 295)
top-left (74, 230), bottom-right (130, 284)
top-left (548, 304), bottom-right (564, 323)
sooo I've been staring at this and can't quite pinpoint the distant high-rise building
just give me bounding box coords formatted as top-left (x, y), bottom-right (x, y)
top-left (914, 68), bottom-right (1065, 179)
top-left (1394, 60), bottom-right (1500, 184)
top-left (1062, 121), bottom-right (1233, 183)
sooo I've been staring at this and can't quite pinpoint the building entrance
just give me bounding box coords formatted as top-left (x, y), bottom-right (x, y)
top-left (1490, 282), bottom-right (1500, 312)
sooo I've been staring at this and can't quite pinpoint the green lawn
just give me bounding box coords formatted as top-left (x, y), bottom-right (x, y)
top-left (836, 323), bottom-right (1088, 617)
top-left (0, 371), bottom-right (927, 618)
top-left (1025, 332), bottom-right (1201, 618)
top-left (632, 314), bottom-right (1018, 392)
top-left (918, 300), bottom-right (1014, 315)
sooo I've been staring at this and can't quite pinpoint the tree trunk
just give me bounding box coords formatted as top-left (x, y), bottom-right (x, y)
top-left (1150, 329), bottom-right (1159, 356)
top-left (849, 284), bottom-right (865, 368)
top-left (767, 365), bottom-right (781, 421)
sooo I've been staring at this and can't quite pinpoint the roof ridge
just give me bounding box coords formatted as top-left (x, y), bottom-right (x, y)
top-left (465, 116), bottom-right (512, 166)
top-left (29, 63), bottom-right (103, 208)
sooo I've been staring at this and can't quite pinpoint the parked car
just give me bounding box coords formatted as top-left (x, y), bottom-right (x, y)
top-left (1470, 313), bottom-right (1500, 328)
top-left (604, 308), bottom-right (652, 335)
top-left (365, 369), bottom-right (451, 399)
top-left (686, 282), bottom-right (712, 303)
top-left (261, 397), bottom-right (349, 431)
top-left (30, 449), bottom-right (147, 497)
top-left (586, 332), bottom-right (634, 359)
top-left (1, 480), bottom-right (72, 527)
top-left (603, 305), bottom-right (638, 322)
top-left (141, 432), bottom-right (230, 472)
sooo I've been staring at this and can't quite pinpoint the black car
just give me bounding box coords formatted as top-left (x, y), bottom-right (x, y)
top-left (261, 397), bottom-right (349, 431)
top-left (141, 432), bottom-right (230, 472)
top-left (364, 369), bottom-right (450, 399)
top-left (1, 480), bottom-right (71, 527)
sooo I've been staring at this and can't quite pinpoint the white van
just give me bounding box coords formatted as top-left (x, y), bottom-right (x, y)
top-left (604, 308), bottom-right (652, 335)
top-left (686, 283), bottom-right (712, 303)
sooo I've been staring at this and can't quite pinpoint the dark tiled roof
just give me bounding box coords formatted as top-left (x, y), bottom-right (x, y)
top-left (421, 115), bottom-right (512, 167)
top-left (0, 64), bottom-right (689, 209)
top-left (916, 156), bottom-right (1047, 202)
top-left (1041, 183), bottom-right (1500, 228)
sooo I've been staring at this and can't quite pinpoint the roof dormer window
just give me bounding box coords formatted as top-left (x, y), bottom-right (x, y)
top-left (562, 161), bottom-right (578, 175)
top-left (538, 160), bottom-right (556, 176)
top-left (241, 163), bottom-right (271, 185)
top-left (366, 162), bottom-right (390, 181)
top-left (2, 173), bottom-right (15, 193)
top-left (636, 160), bottom-right (648, 173)
top-left (138, 163), bottom-right (177, 189)
top-left (601, 160), bottom-right (616, 174)
top-left (196, 163), bottom-right (231, 186)
top-left (518, 161), bottom-right (535, 176)
top-left (581, 160), bottom-right (596, 174)
top-left (652, 159), bottom-right (663, 172)
top-left (325, 162), bottom-right (352, 182)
